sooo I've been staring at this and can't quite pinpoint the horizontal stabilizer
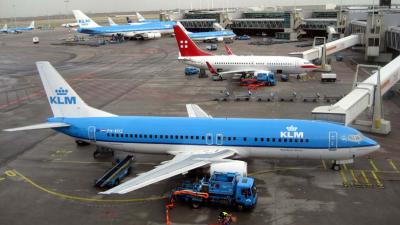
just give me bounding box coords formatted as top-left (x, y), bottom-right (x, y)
top-left (4, 122), bottom-right (70, 132)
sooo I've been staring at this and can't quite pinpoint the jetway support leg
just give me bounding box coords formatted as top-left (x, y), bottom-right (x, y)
top-left (313, 37), bottom-right (331, 72)
top-left (352, 65), bottom-right (391, 134)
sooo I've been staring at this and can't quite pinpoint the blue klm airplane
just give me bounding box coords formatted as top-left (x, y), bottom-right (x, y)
top-left (4, 62), bottom-right (379, 194)
top-left (72, 10), bottom-right (175, 39)
top-left (1, 21), bottom-right (34, 33)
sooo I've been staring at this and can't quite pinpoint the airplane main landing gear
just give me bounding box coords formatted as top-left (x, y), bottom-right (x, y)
top-left (93, 146), bottom-right (114, 159)
top-left (331, 161), bottom-right (341, 171)
top-left (75, 140), bottom-right (90, 146)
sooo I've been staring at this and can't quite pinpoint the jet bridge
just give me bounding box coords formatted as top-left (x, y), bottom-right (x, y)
top-left (312, 55), bottom-right (400, 134)
top-left (289, 34), bottom-right (361, 61)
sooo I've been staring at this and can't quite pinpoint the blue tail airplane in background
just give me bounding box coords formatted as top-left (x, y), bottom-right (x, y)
top-left (4, 62), bottom-right (379, 194)
top-left (1, 21), bottom-right (34, 33)
top-left (72, 10), bottom-right (175, 39)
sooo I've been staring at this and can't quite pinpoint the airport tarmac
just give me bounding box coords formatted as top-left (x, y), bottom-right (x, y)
top-left (0, 29), bottom-right (400, 225)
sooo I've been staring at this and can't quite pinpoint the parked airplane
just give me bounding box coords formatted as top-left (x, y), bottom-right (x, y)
top-left (1, 21), bottom-right (34, 33)
top-left (177, 22), bottom-right (236, 42)
top-left (4, 61), bottom-right (379, 194)
top-left (174, 25), bottom-right (319, 76)
top-left (61, 22), bottom-right (79, 28)
top-left (72, 10), bottom-right (174, 39)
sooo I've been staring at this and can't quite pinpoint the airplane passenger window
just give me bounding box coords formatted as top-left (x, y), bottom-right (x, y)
top-left (170, 135), bottom-right (173, 139)
top-left (107, 133), bottom-right (110, 137)
top-left (284, 139), bottom-right (287, 142)
top-left (278, 138), bottom-right (282, 142)
top-left (300, 139), bottom-right (303, 142)
top-left (228, 137), bottom-right (231, 141)
top-left (196, 136), bottom-right (199, 140)
top-left (186, 136), bottom-right (189, 139)
top-left (202, 136), bottom-right (205, 140)
top-left (207, 136), bottom-right (211, 140)
top-left (155, 135), bottom-right (158, 138)
top-left (272, 138), bottom-right (275, 142)
top-left (116, 134), bottom-right (119, 137)
top-left (294, 139), bottom-right (298, 142)
top-left (165, 135), bottom-right (168, 139)
top-left (135, 134), bottom-right (138, 138)
top-left (130, 134), bottom-right (133, 138)
top-left (289, 139), bottom-right (292, 142)
top-left (217, 136), bottom-right (221, 140)
top-left (233, 137), bottom-right (236, 141)
top-left (261, 138), bottom-right (264, 142)
top-left (267, 138), bottom-right (270, 142)
top-left (175, 135), bottom-right (179, 139)
top-left (254, 138), bottom-right (258, 142)
top-left (112, 134), bottom-right (114, 137)
top-left (125, 134), bottom-right (128, 138)
top-left (243, 137), bottom-right (247, 141)
top-left (305, 139), bottom-right (309, 143)
top-left (190, 136), bottom-right (194, 139)
top-left (180, 135), bottom-right (183, 139)
top-left (149, 135), bottom-right (153, 138)
top-left (160, 135), bottom-right (163, 138)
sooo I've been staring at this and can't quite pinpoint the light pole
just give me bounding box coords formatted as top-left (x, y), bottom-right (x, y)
top-left (64, 0), bottom-right (70, 24)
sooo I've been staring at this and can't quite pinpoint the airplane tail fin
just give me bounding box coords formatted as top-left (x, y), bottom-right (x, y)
top-left (176, 21), bottom-right (191, 34)
top-left (108, 17), bottom-right (118, 26)
top-left (224, 45), bottom-right (234, 55)
top-left (28, 21), bottom-right (35, 29)
top-left (72, 10), bottom-right (100, 28)
top-left (36, 61), bottom-right (115, 118)
top-left (213, 23), bottom-right (224, 31)
top-left (173, 24), bottom-right (211, 57)
top-left (2, 24), bottom-right (7, 30)
top-left (205, 62), bottom-right (217, 75)
top-left (136, 12), bottom-right (145, 22)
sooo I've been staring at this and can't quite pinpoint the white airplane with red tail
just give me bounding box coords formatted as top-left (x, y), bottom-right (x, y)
top-left (173, 24), bottom-right (319, 76)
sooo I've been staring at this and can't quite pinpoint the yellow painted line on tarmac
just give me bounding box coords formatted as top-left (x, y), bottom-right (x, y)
top-left (350, 169), bottom-right (361, 187)
top-left (322, 160), bottom-right (327, 170)
top-left (0, 177), bottom-right (5, 182)
top-left (50, 160), bottom-right (109, 164)
top-left (370, 170), bottom-right (384, 188)
top-left (343, 164), bottom-right (349, 171)
top-left (248, 166), bottom-right (319, 176)
top-left (387, 159), bottom-right (399, 172)
top-left (368, 158), bottom-right (379, 172)
top-left (339, 170), bottom-right (350, 188)
top-left (12, 170), bottom-right (166, 203)
top-left (360, 170), bottom-right (371, 187)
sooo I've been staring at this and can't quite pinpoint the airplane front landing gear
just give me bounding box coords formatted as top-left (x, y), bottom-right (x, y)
top-left (331, 161), bottom-right (341, 171)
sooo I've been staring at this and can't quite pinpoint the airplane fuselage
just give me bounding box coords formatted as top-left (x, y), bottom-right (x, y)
top-left (50, 116), bottom-right (379, 160)
top-left (179, 55), bottom-right (318, 74)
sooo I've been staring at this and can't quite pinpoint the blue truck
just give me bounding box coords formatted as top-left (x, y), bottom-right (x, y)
top-left (185, 67), bottom-right (200, 75)
top-left (172, 172), bottom-right (257, 210)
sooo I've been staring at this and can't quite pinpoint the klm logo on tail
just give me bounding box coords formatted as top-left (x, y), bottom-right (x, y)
top-left (78, 19), bottom-right (91, 25)
top-left (280, 125), bottom-right (304, 138)
top-left (50, 87), bottom-right (76, 105)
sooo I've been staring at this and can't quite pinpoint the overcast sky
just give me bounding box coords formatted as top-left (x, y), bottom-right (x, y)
top-left (0, 0), bottom-right (398, 19)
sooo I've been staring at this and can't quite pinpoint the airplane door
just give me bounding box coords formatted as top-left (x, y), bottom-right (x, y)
top-left (88, 126), bottom-right (96, 142)
top-left (216, 133), bottom-right (223, 145)
top-left (328, 131), bottom-right (338, 151)
top-left (206, 133), bottom-right (213, 145)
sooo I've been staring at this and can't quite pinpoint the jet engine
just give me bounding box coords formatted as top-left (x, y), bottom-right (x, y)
top-left (210, 160), bottom-right (247, 176)
top-left (216, 37), bottom-right (224, 42)
top-left (143, 32), bottom-right (162, 39)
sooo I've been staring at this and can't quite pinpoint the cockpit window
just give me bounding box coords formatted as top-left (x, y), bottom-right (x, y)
top-left (348, 134), bottom-right (363, 142)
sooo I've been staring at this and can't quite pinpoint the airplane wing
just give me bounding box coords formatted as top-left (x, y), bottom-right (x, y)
top-left (99, 149), bottom-right (236, 194)
top-left (4, 122), bottom-right (70, 132)
top-left (186, 104), bottom-right (212, 118)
